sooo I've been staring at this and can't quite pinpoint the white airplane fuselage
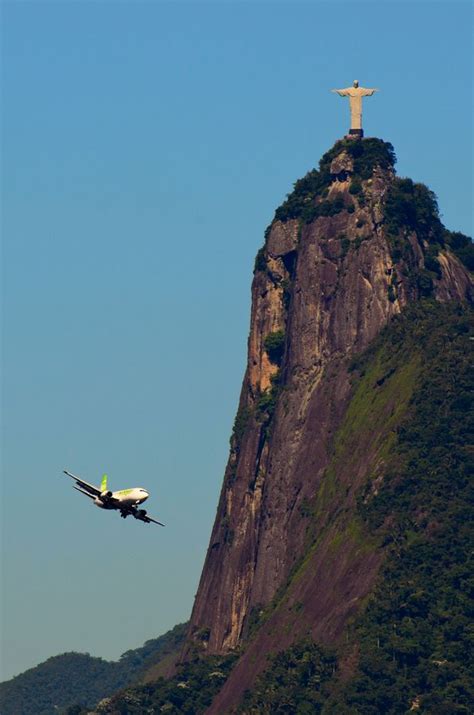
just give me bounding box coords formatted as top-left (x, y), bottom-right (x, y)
top-left (94, 488), bottom-right (149, 509)
top-left (63, 469), bottom-right (165, 525)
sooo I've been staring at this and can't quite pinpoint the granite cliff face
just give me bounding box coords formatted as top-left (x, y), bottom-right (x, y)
top-left (183, 139), bottom-right (472, 710)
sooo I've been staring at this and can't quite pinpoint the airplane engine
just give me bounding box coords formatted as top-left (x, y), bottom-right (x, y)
top-left (94, 497), bottom-right (107, 508)
top-left (100, 490), bottom-right (113, 499)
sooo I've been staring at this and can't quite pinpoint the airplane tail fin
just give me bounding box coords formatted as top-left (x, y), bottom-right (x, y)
top-left (101, 474), bottom-right (108, 492)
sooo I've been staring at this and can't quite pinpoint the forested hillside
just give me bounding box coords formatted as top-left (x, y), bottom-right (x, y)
top-left (0, 623), bottom-right (187, 715)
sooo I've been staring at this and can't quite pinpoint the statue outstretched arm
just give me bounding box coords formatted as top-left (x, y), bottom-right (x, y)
top-left (360, 88), bottom-right (379, 96)
top-left (331, 88), bottom-right (351, 97)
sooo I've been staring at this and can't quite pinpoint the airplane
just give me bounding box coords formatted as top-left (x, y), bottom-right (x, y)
top-left (63, 470), bottom-right (165, 526)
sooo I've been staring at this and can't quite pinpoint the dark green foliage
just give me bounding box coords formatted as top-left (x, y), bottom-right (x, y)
top-left (256, 372), bottom-right (282, 442)
top-left (257, 388), bottom-right (278, 416)
top-left (254, 246), bottom-right (267, 273)
top-left (274, 138), bottom-right (396, 224)
top-left (333, 302), bottom-right (474, 713)
top-left (383, 177), bottom-right (455, 295)
top-left (231, 405), bottom-right (252, 445)
top-left (445, 231), bottom-right (474, 272)
top-left (277, 194), bottom-right (346, 225)
top-left (311, 197), bottom-right (345, 219)
top-left (239, 641), bottom-right (337, 714)
top-left (93, 653), bottom-right (238, 714)
top-left (417, 269), bottom-right (434, 297)
top-left (319, 138), bottom-right (396, 180)
top-left (339, 236), bottom-right (351, 258)
top-left (385, 177), bottom-right (444, 247)
top-left (263, 330), bottom-right (285, 365)
top-left (0, 624), bottom-right (188, 715)
top-left (257, 372), bottom-right (281, 418)
top-left (349, 177), bottom-right (363, 195)
top-left (353, 235), bottom-right (370, 251)
top-left (424, 250), bottom-right (442, 277)
top-left (274, 169), bottom-right (330, 223)
top-left (243, 604), bottom-right (266, 639)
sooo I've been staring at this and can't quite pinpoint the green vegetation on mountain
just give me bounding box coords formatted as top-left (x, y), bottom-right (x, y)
top-left (263, 329), bottom-right (286, 365)
top-left (384, 177), bottom-right (444, 296)
top-left (328, 302), bottom-right (473, 714)
top-left (236, 301), bottom-right (474, 714)
top-left (445, 230), bottom-right (474, 272)
top-left (320, 137), bottom-right (396, 178)
top-left (84, 653), bottom-right (238, 714)
top-left (267, 138), bottom-right (472, 284)
top-left (273, 138), bottom-right (395, 223)
top-left (0, 623), bottom-right (187, 715)
top-left (238, 641), bottom-right (337, 714)
top-left (383, 176), bottom-right (473, 284)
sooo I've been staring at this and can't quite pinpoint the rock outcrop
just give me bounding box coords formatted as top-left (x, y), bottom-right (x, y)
top-left (182, 138), bottom-right (472, 711)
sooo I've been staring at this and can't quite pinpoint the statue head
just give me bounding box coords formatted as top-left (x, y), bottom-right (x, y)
top-left (353, 80), bottom-right (359, 88)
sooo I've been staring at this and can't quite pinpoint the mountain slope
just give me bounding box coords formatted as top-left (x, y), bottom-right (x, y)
top-left (237, 301), bottom-right (473, 714)
top-left (0, 623), bottom-right (187, 715)
top-left (185, 138), bottom-right (472, 711)
top-left (186, 137), bottom-right (470, 647)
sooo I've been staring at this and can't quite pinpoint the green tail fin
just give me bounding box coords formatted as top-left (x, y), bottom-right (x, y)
top-left (101, 474), bottom-right (108, 492)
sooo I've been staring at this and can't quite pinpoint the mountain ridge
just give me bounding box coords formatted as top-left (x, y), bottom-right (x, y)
top-left (0, 623), bottom-right (187, 715)
top-left (181, 137), bottom-right (473, 712)
top-left (186, 137), bottom-right (471, 658)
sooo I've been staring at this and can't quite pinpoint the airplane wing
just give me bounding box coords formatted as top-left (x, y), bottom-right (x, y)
top-left (132, 508), bottom-right (165, 527)
top-left (73, 485), bottom-right (96, 500)
top-left (63, 469), bottom-right (101, 496)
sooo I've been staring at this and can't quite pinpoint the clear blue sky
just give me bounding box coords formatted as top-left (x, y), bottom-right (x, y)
top-left (2, 0), bottom-right (472, 681)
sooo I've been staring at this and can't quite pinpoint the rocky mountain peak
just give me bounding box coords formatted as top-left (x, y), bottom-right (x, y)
top-left (181, 138), bottom-right (472, 710)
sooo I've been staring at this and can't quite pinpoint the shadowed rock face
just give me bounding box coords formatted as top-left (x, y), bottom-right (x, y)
top-left (182, 140), bottom-right (472, 707)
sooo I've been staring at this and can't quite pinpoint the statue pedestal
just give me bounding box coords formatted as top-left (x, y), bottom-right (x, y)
top-left (346, 129), bottom-right (364, 139)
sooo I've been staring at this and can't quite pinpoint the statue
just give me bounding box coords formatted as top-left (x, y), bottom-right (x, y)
top-left (331, 80), bottom-right (379, 138)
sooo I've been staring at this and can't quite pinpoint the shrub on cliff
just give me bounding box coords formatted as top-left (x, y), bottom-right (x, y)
top-left (445, 231), bottom-right (474, 272)
top-left (385, 177), bottom-right (444, 246)
top-left (263, 330), bottom-right (285, 365)
top-left (253, 246), bottom-right (267, 273)
top-left (274, 169), bottom-right (329, 222)
top-left (319, 137), bottom-right (396, 179)
top-left (273, 138), bottom-right (396, 224)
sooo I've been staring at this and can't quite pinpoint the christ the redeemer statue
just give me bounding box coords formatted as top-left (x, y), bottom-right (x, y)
top-left (331, 80), bottom-right (379, 138)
